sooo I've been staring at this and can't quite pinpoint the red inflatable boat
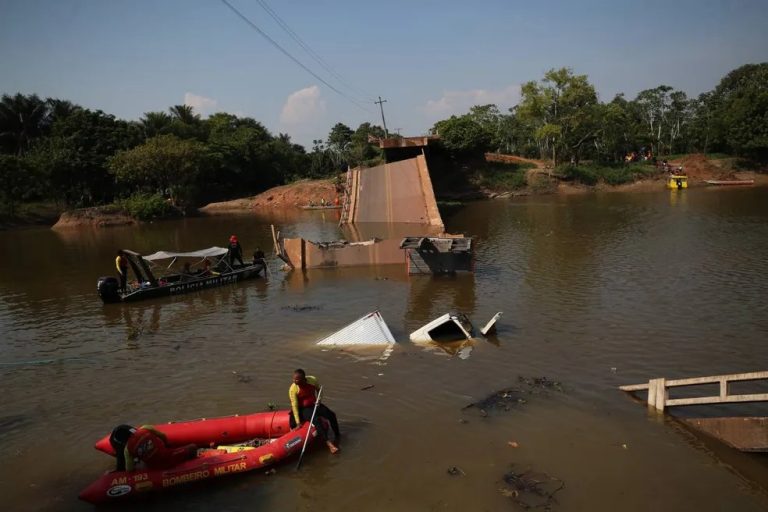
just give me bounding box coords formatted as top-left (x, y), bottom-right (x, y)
top-left (79, 410), bottom-right (316, 504)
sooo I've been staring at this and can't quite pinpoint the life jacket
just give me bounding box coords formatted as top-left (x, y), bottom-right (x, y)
top-left (296, 381), bottom-right (317, 408)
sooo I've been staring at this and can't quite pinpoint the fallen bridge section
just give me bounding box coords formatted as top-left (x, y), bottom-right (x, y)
top-left (341, 155), bottom-right (443, 229)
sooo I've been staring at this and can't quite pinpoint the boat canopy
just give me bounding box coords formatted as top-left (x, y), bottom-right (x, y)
top-left (143, 247), bottom-right (229, 261)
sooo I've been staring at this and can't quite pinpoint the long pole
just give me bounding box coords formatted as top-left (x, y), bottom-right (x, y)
top-left (296, 386), bottom-right (323, 470)
top-left (375, 96), bottom-right (389, 138)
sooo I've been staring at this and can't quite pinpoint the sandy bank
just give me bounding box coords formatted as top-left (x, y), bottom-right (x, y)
top-left (52, 207), bottom-right (136, 229)
top-left (200, 179), bottom-right (338, 214)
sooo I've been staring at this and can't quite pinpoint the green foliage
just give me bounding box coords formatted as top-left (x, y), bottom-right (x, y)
top-left (0, 93), bottom-right (50, 155)
top-left (109, 134), bottom-right (211, 206)
top-left (559, 163), bottom-right (656, 185)
top-left (708, 63), bottom-right (768, 157)
top-left (516, 68), bottom-right (599, 165)
top-left (529, 174), bottom-right (558, 193)
top-left (0, 154), bottom-right (35, 215)
top-left (433, 115), bottom-right (493, 156)
top-left (474, 161), bottom-right (533, 190)
top-left (117, 193), bottom-right (175, 221)
top-left (560, 164), bottom-right (599, 185)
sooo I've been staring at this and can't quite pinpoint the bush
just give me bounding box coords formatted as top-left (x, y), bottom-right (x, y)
top-left (117, 193), bottom-right (174, 221)
top-left (560, 163), bottom-right (658, 185)
top-left (475, 161), bottom-right (532, 190)
top-left (560, 165), bottom-right (599, 185)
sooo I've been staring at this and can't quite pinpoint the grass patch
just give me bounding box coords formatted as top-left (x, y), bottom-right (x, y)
top-left (473, 161), bottom-right (534, 191)
top-left (529, 174), bottom-right (558, 193)
top-left (558, 163), bottom-right (659, 186)
top-left (665, 152), bottom-right (730, 161)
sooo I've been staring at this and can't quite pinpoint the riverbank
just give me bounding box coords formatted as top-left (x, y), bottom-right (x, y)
top-left (200, 178), bottom-right (338, 215)
top-left (4, 154), bottom-right (765, 229)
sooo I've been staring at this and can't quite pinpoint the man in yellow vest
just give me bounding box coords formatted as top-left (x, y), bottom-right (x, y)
top-left (289, 369), bottom-right (340, 453)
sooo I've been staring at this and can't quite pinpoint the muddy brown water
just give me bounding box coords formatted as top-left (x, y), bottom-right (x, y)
top-left (2, 187), bottom-right (768, 511)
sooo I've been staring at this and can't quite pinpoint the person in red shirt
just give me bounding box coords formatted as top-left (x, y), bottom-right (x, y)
top-left (289, 369), bottom-right (340, 453)
top-left (109, 424), bottom-right (197, 471)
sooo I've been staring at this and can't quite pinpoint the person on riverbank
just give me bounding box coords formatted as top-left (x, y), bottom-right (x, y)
top-left (109, 424), bottom-right (196, 472)
top-left (227, 235), bottom-right (244, 267)
top-left (115, 250), bottom-right (128, 292)
top-left (289, 369), bottom-right (340, 454)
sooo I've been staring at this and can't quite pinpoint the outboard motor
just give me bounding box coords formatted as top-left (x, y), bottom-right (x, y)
top-left (97, 276), bottom-right (121, 303)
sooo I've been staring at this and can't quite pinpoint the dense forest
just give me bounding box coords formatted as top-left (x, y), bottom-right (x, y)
top-left (1, 62), bottom-right (766, 219)
top-left (432, 63), bottom-right (767, 165)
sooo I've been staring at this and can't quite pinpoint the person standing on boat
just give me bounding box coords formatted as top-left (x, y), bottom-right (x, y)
top-left (115, 250), bottom-right (129, 292)
top-left (252, 248), bottom-right (266, 267)
top-left (109, 424), bottom-right (196, 471)
top-left (227, 235), bottom-right (244, 267)
top-left (289, 369), bottom-right (340, 453)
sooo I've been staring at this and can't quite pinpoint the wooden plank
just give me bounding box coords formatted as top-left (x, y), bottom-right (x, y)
top-left (271, 224), bottom-right (279, 256)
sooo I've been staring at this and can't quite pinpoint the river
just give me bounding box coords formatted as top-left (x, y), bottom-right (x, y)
top-left (1, 186), bottom-right (768, 511)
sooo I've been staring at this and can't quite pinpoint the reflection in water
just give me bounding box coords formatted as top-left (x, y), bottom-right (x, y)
top-left (2, 187), bottom-right (768, 511)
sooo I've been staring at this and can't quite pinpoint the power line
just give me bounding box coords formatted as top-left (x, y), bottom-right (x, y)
top-left (220, 0), bottom-right (373, 114)
top-left (254, 0), bottom-right (375, 103)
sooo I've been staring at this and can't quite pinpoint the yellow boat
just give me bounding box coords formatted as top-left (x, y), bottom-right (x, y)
top-left (667, 175), bottom-right (688, 189)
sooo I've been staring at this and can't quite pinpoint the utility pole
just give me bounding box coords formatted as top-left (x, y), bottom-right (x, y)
top-left (375, 96), bottom-right (389, 138)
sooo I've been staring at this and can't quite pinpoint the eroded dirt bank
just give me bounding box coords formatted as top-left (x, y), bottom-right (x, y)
top-left (200, 179), bottom-right (338, 214)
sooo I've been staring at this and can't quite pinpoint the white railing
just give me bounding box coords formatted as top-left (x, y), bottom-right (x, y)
top-left (620, 371), bottom-right (768, 411)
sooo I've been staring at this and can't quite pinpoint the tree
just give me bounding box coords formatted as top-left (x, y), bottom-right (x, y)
top-left (516, 68), bottom-right (599, 165)
top-left (467, 104), bottom-right (503, 151)
top-left (0, 155), bottom-right (34, 215)
top-left (593, 94), bottom-right (636, 162)
top-left (0, 93), bottom-right (50, 155)
top-left (47, 99), bottom-right (81, 124)
top-left (28, 108), bottom-right (142, 206)
top-left (109, 134), bottom-right (211, 206)
top-left (169, 105), bottom-right (200, 124)
top-left (432, 115), bottom-right (492, 156)
top-left (348, 122), bottom-right (385, 166)
top-left (140, 111), bottom-right (173, 138)
top-left (326, 123), bottom-right (354, 166)
top-left (708, 63), bottom-right (768, 157)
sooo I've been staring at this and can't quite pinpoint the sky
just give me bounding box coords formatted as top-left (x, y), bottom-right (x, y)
top-left (1, 0), bottom-right (767, 149)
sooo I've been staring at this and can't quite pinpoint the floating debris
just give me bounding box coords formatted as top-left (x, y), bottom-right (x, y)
top-left (410, 312), bottom-right (472, 343)
top-left (281, 304), bottom-right (323, 312)
top-left (360, 384), bottom-right (375, 391)
top-left (500, 466), bottom-right (564, 510)
top-left (316, 311), bottom-right (396, 346)
top-left (463, 376), bottom-right (563, 413)
top-left (480, 312), bottom-right (502, 336)
top-left (231, 371), bottom-right (252, 384)
top-left (446, 466), bottom-right (466, 476)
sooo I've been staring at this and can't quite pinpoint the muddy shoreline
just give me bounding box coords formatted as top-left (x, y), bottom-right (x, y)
top-left (7, 156), bottom-right (767, 230)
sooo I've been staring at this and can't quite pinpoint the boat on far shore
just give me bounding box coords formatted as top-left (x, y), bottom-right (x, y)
top-left (705, 179), bottom-right (755, 186)
top-left (300, 204), bottom-right (341, 210)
